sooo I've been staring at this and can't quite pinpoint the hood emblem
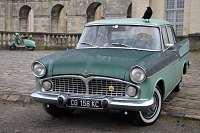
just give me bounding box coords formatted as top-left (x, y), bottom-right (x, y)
top-left (78, 70), bottom-right (94, 77)
top-left (109, 86), bottom-right (115, 92)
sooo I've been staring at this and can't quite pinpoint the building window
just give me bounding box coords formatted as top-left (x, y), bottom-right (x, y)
top-left (166, 0), bottom-right (184, 35)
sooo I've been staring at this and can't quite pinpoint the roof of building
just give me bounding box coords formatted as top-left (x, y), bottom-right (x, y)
top-left (86, 18), bottom-right (171, 26)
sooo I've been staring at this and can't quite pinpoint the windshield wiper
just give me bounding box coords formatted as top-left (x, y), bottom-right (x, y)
top-left (80, 42), bottom-right (98, 48)
top-left (111, 43), bottom-right (129, 47)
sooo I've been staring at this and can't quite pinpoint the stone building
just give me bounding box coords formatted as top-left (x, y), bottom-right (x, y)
top-left (0, 0), bottom-right (199, 35)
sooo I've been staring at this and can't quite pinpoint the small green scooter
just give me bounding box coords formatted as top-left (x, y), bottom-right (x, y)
top-left (9, 33), bottom-right (36, 51)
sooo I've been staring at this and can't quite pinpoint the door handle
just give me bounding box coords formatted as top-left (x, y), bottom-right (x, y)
top-left (172, 49), bottom-right (177, 52)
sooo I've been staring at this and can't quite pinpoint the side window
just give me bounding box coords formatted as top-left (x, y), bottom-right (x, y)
top-left (166, 26), bottom-right (175, 44)
top-left (161, 27), bottom-right (169, 44)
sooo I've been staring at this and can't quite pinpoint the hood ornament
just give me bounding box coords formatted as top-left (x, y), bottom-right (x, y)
top-left (78, 70), bottom-right (94, 77)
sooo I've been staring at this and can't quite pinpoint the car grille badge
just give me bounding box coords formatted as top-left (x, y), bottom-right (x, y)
top-left (78, 70), bottom-right (94, 77)
top-left (109, 86), bottom-right (115, 92)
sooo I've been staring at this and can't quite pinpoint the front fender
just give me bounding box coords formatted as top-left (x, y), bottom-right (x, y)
top-left (9, 41), bottom-right (15, 46)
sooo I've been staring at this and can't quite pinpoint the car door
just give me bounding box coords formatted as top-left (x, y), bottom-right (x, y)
top-left (166, 26), bottom-right (189, 60)
top-left (161, 26), bottom-right (183, 96)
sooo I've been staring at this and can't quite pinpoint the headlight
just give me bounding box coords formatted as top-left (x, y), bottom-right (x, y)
top-left (126, 86), bottom-right (137, 97)
top-left (41, 80), bottom-right (52, 91)
top-left (31, 61), bottom-right (46, 77)
top-left (130, 66), bottom-right (146, 83)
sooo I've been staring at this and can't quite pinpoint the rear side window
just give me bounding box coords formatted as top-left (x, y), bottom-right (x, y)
top-left (161, 27), bottom-right (169, 44)
top-left (166, 26), bottom-right (176, 44)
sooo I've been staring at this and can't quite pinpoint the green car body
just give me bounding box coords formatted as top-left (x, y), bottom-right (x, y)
top-left (31, 18), bottom-right (190, 126)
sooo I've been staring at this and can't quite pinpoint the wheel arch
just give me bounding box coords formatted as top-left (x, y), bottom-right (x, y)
top-left (156, 79), bottom-right (165, 100)
top-left (183, 61), bottom-right (188, 74)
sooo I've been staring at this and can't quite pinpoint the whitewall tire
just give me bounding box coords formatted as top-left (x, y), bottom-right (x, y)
top-left (129, 86), bottom-right (162, 126)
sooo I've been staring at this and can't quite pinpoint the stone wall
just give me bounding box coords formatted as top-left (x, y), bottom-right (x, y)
top-left (1, 0), bottom-right (200, 35)
top-left (0, 0), bottom-right (132, 33)
top-left (183, 0), bottom-right (200, 35)
top-left (188, 33), bottom-right (200, 51)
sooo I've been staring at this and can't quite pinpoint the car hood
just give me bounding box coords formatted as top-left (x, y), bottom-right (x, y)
top-left (49, 48), bottom-right (153, 80)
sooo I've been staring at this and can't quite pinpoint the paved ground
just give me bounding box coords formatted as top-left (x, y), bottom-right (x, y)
top-left (0, 50), bottom-right (200, 120)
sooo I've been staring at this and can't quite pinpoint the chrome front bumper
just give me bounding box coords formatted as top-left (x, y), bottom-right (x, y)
top-left (31, 92), bottom-right (154, 111)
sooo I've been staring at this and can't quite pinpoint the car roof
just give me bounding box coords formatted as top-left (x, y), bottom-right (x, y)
top-left (86, 18), bottom-right (171, 26)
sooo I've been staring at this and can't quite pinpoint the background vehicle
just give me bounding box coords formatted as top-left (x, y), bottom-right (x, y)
top-left (9, 33), bottom-right (36, 51)
top-left (31, 18), bottom-right (190, 126)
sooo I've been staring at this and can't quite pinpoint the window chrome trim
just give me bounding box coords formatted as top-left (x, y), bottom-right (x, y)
top-left (75, 47), bottom-right (162, 52)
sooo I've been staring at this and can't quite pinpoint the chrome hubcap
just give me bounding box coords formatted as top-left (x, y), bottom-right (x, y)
top-left (141, 92), bottom-right (159, 119)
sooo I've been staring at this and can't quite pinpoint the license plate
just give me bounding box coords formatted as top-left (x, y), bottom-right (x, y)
top-left (67, 99), bottom-right (102, 108)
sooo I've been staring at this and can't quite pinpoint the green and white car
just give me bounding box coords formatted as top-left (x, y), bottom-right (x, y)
top-left (31, 18), bottom-right (190, 126)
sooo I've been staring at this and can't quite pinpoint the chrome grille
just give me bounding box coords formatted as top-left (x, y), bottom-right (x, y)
top-left (43, 76), bottom-right (129, 97)
top-left (51, 78), bottom-right (86, 94)
top-left (88, 79), bottom-right (126, 96)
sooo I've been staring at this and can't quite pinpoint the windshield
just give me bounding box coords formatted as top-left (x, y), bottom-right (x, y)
top-left (76, 25), bottom-right (162, 50)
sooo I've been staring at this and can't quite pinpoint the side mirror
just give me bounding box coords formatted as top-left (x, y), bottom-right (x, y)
top-left (163, 44), bottom-right (174, 52)
top-left (165, 44), bottom-right (174, 49)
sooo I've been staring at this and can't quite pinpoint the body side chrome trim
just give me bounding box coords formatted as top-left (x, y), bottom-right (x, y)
top-left (148, 51), bottom-right (189, 78)
top-left (180, 50), bottom-right (189, 59)
top-left (147, 58), bottom-right (179, 79)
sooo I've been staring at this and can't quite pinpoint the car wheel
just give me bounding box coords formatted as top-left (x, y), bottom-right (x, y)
top-left (173, 78), bottom-right (182, 92)
top-left (128, 86), bottom-right (162, 126)
top-left (28, 47), bottom-right (35, 51)
top-left (10, 46), bottom-right (16, 50)
top-left (42, 103), bottom-right (74, 117)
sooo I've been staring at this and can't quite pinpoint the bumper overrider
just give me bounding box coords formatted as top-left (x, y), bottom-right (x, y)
top-left (31, 92), bottom-right (154, 111)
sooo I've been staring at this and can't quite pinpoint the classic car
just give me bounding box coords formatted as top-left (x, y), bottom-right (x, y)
top-left (31, 18), bottom-right (190, 126)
